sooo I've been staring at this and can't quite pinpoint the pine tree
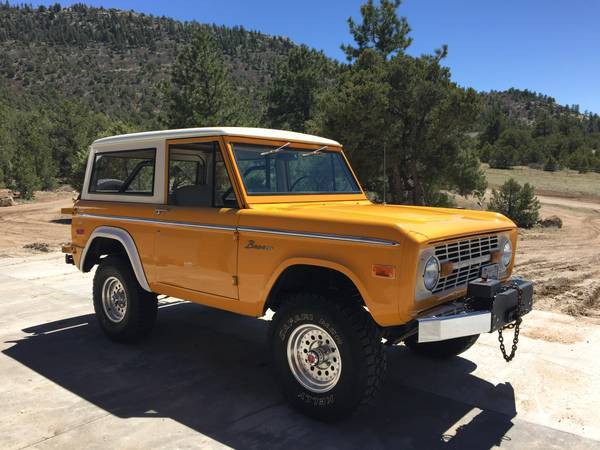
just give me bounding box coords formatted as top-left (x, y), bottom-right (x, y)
top-left (479, 107), bottom-right (506, 146)
top-left (488, 178), bottom-right (540, 228)
top-left (265, 45), bottom-right (336, 132)
top-left (11, 147), bottom-right (41, 200)
top-left (313, 1), bottom-right (484, 205)
top-left (162, 29), bottom-right (253, 128)
top-left (544, 155), bottom-right (560, 172)
top-left (341, 0), bottom-right (412, 61)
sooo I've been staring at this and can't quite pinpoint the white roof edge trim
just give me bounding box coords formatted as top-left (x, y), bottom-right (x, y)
top-left (92, 127), bottom-right (341, 148)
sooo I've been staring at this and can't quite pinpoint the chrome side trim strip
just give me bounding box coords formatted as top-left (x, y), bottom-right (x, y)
top-left (78, 213), bottom-right (399, 247)
top-left (237, 226), bottom-right (398, 246)
top-left (78, 213), bottom-right (236, 232)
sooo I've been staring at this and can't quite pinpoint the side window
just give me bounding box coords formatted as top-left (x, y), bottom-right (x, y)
top-left (169, 153), bottom-right (206, 193)
top-left (168, 142), bottom-right (237, 208)
top-left (331, 154), bottom-right (356, 192)
top-left (89, 148), bottom-right (156, 195)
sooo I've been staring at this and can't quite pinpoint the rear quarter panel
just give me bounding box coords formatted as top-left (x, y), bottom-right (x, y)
top-left (71, 201), bottom-right (158, 282)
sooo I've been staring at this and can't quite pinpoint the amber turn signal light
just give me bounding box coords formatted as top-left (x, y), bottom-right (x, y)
top-left (372, 264), bottom-right (396, 279)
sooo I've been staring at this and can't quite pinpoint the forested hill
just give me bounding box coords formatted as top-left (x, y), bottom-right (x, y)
top-left (0, 2), bottom-right (294, 123)
top-left (483, 88), bottom-right (588, 123)
top-left (1, 3), bottom-right (595, 125)
top-left (0, 2), bottom-right (598, 201)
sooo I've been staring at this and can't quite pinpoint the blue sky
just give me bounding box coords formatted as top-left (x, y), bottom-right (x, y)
top-left (18, 0), bottom-right (600, 113)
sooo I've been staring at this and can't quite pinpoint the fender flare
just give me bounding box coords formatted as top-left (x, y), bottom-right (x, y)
top-left (79, 226), bottom-right (151, 292)
top-left (262, 257), bottom-right (371, 307)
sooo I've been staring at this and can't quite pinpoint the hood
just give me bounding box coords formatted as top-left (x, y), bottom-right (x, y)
top-left (247, 201), bottom-right (515, 243)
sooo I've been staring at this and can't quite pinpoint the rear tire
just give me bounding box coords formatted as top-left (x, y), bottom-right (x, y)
top-left (93, 255), bottom-right (157, 342)
top-left (269, 292), bottom-right (386, 421)
top-left (404, 334), bottom-right (479, 359)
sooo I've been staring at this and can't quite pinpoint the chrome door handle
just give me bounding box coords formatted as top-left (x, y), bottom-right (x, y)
top-left (154, 208), bottom-right (169, 215)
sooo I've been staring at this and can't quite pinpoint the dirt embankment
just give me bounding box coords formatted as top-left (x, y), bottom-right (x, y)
top-left (515, 195), bottom-right (600, 317)
top-left (1, 188), bottom-right (599, 316)
top-left (0, 189), bottom-right (74, 257)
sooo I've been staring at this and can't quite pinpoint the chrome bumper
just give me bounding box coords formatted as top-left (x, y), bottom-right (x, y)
top-left (418, 308), bottom-right (492, 343)
top-left (416, 277), bottom-right (533, 343)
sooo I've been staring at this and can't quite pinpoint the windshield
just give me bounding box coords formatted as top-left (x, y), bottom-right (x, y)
top-left (232, 143), bottom-right (361, 195)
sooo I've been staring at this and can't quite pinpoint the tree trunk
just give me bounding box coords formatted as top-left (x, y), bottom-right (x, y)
top-left (410, 160), bottom-right (425, 205)
top-left (387, 163), bottom-right (403, 204)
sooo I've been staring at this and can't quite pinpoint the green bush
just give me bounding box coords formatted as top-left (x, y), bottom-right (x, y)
top-left (10, 153), bottom-right (41, 200)
top-left (488, 178), bottom-right (540, 228)
top-left (488, 146), bottom-right (514, 169)
top-left (543, 155), bottom-right (560, 172)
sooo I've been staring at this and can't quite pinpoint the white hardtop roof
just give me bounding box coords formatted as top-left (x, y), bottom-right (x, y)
top-left (93, 127), bottom-right (341, 147)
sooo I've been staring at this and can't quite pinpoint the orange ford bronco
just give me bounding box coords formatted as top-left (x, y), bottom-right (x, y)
top-left (62, 127), bottom-right (533, 420)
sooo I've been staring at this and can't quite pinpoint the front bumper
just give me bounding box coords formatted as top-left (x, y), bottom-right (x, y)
top-left (417, 277), bottom-right (533, 343)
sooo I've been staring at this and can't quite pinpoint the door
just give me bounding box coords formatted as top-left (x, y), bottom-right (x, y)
top-left (154, 138), bottom-right (240, 299)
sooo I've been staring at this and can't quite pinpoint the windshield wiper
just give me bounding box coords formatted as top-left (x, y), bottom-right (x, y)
top-left (260, 142), bottom-right (290, 156)
top-left (302, 145), bottom-right (328, 157)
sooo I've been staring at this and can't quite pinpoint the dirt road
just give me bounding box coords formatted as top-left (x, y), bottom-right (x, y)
top-left (0, 189), bottom-right (74, 257)
top-left (515, 195), bottom-right (600, 317)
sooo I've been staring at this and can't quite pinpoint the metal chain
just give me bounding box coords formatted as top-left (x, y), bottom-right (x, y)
top-left (497, 283), bottom-right (523, 362)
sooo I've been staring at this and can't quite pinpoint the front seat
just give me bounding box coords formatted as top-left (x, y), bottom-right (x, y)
top-left (173, 184), bottom-right (212, 207)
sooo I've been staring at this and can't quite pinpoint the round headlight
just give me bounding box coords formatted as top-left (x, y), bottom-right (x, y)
top-left (501, 240), bottom-right (512, 268)
top-left (423, 256), bottom-right (440, 291)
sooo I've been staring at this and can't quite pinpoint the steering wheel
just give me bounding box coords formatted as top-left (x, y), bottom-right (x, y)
top-left (289, 175), bottom-right (319, 191)
top-left (221, 164), bottom-right (267, 203)
top-left (169, 165), bottom-right (194, 191)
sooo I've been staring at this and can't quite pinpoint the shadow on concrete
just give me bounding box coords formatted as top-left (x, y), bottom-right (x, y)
top-left (49, 218), bottom-right (71, 225)
top-left (3, 302), bottom-right (516, 449)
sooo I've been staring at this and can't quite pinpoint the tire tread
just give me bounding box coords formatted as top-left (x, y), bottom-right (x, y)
top-left (269, 292), bottom-right (386, 418)
top-left (93, 255), bottom-right (157, 342)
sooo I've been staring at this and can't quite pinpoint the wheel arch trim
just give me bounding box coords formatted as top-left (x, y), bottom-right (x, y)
top-left (261, 257), bottom-right (371, 310)
top-left (80, 226), bottom-right (151, 292)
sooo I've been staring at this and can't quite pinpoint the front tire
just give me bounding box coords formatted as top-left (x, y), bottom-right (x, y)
top-left (93, 256), bottom-right (157, 342)
top-left (269, 293), bottom-right (386, 421)
top-left (404, 334), bottom-right (479, 359)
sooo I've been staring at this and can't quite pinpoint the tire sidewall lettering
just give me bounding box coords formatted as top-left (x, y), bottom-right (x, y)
top-left (278, 312), bottom-right (314, 342)
top-left (297, 391), bottom-right (335, 408)
top-left (279, 309), bottom-right (346, 409)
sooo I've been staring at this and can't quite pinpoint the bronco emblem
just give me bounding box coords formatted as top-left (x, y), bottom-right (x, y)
top-left (245, 240), bottom-right (273, 251)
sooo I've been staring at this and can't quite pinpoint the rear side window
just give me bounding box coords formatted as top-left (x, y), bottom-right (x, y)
top-left (89, 149), bottom-right (156, 195)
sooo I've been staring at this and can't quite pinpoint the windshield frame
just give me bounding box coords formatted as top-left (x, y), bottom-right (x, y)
top-left (223, 136), bottom-right (367, 204)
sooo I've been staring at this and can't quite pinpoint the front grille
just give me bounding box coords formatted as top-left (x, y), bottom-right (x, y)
top-left (432, 234), bottom-right (499, 294)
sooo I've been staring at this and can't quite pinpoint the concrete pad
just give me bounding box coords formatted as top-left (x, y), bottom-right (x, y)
top-left (1, 253), bottom-right (599, 449)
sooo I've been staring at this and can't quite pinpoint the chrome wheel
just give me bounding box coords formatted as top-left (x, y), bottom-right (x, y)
top-left (101, 276), bottom-right (128, 323)
top-left (286, 324), bottom-right (342, 393)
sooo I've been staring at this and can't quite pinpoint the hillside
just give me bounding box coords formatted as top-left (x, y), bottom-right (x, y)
top-left (0, 3), bottom-right (294, 123)
top-left (0, 2), bottom-right (598, 201)
top-left (2, 4), bottom-right (596, 126)
top-left (481, 88), bottom-right (588, 124)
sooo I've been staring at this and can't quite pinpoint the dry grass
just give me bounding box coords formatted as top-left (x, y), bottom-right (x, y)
top-left (483, 164), bottom-right (600, 199)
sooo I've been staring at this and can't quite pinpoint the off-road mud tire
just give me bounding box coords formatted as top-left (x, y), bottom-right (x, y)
top-left (93, 255), bottom-right (157, 342)
top-left (269, 292), bottom-right (386, 421)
